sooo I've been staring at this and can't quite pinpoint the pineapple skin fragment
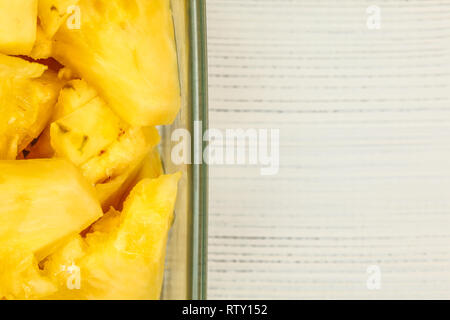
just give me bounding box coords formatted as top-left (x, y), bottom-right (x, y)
top-left (42, 173), bottom-right (181, 300)
top-left (0, 159), bottom-right (103, 261)
top-left (53, 0), bottom-right (181, 126)
top-left (0, 0), bottom-right (38, 55)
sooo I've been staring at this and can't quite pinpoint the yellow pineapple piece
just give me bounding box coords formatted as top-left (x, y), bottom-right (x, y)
top-left (41, 235), bottom-right (86, 298)
top-left (25, 79), bottom-right (97, 159)
top-left (96, 147), bottom-right (163, 211)
top-left (87, 127), bottom-right (160, 210)
top-left (0, 54), bottom-right (62, 160)
top-left (49, 94), bottom-right (160, 189)
top-left (43, 173), bottom-right (181, 300)
top-left (0, 53), bottom-right (45, 78)
top-left (50, 97), bottom-right (125, 166)
top-left (53, 79), bottom-right (98, 120)
top-left (95, 164), bottom-right (142, 211)
top-left (0, 159), bottom-right (103, 260)
top-left (29, 25), bottom-right (53, 60)
top-left (38, 0), bottom-right (80, 38)
top-left (0, 0), bottom-right (38, 55)
top-left (0, 248), bottom-right (56, 300)
top-left (30, 78), bottom-right (160, 206)
top-left (89, 208), bottom-right (121, 235)
top-left (135, 149), bottom-right (164, 182)
top-left (57, 67), bottom-right (77, 81)
top-left (81, 126), bottom-right (160, 184)
top-left (53, 0), bottom-right (181, 126)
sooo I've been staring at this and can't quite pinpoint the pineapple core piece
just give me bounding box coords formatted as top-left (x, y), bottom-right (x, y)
top-left (53, 0), bottom-right (181, 126)
top-left (0, 54), bottom-right (62, 160)
top-left (0, 159), bottom-right (103, 260)
top-left (43, 173), bottom-right (181, 300)
top-left (0, 0), bottom-right (38, 55)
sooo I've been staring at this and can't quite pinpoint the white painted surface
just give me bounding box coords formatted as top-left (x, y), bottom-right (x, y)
top-left (206, 0), bottom-right (450, 299)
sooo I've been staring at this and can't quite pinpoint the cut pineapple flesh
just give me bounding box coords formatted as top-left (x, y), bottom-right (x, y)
top-left (0, 55), bottom-right (62, 160)
top-left (53, 79), bottom-right (98, 120)
top-left (42, 173), bottom-right (181, 300)
top-left (27, 77), bottom-right (162, 210)
top-left (24, 79), bottom-right (98, 159)
top-left (0, 0), bottom-right (181, 301)
top-left (0, 249), bottom-right (57, 300)
top-left (96, 148), bottom-right (164, 211)
top-left (81, 126), bottom-right (160, 184)
top-left (29, 25), bottom-right (53, 60)
top-left (0, 0), bottom-right (38, 55)
top-left (0, 53), bottom-right (45, 79)
top-left (53, 0), bottom-right (181, 126)
top-left (38, 0), bottom-right (80, 38)
top-left (0, 174), bottom-right (180, 300)
top-left (95, 165), bottom-right (142, 211)
top-left (0, 159), bottom-right (103, 260)
top-left (135, 149), bottom-right (165, 182)
top-left (51, 97), bottom-right (125, 166)
top-left (48, 85), bottom-right (161, 187)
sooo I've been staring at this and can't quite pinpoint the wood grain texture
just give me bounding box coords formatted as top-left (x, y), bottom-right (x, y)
top-left (207, 0), bottom-right (450, 299)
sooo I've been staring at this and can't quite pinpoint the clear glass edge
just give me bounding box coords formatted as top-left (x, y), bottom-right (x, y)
top-left (190, 0), bottom-right (209, 300)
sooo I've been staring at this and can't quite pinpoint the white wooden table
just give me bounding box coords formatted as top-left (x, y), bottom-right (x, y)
top-left (206, 0), bottom-right (450, 299)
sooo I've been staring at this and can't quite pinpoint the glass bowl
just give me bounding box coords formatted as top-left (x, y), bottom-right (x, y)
top-left (160, 0), bottom-right (208, 300)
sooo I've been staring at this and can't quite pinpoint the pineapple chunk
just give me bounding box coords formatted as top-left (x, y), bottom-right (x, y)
top-left (50, 97), bottom-right (125, 166)
top-left (53, 79), bottom-right (98, 120)
top-left (24, 79), bottom-right (97, 159)
top-left (0, 0), bottom-right (38, 55)
top-left (38, 0), bottom-right (80, 38)
top-left (42, 235), bottom-right (86, 299)
top-left (81, 126), bottom-right (160, 184)
top-left (43, 173), bottom-right (181, 300)
top-left (31, 78), bottom-right (160, 196)
top-left (95, 163), bottom-right (142, 212)
top-left (0, 249), bottom-right (57, 300)
top-left (0, 55), bottom-right (62, 160)
top-left (96, 147), bottom-right (163, 211)
top-left (29, 25), bottom-right (53, 60)
top-left (53, 0), bottom-right (181, 126)
top-left (0, 53), bottom-right (45, 80)
top-left (87, 127), bottom-right (160, 210)
top-left (57, 67), bottom-right (77, 81)
top-left (0, 159), bottom-right (103, 260)
top-left (49, 94), bottom-right (160, 186)
top-left (135, 149), bottom-right (164, 182)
